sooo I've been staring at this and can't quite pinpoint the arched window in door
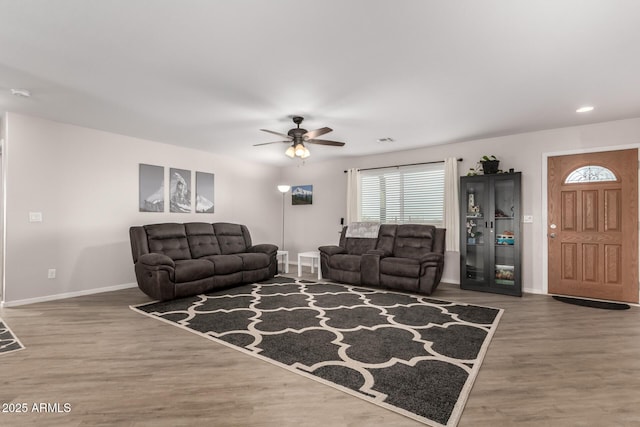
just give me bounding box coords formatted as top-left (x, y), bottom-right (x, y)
top-left (564, 165), bottom-right (617, 184)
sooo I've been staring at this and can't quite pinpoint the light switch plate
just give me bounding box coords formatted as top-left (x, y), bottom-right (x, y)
top-left (29, 212), bottom-right (43, 223)
top-left (523, 215), bottom-right (533, 223)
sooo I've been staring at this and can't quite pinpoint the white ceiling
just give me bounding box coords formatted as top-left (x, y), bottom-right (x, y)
top-left (2, 1), bottom-right (640, 166)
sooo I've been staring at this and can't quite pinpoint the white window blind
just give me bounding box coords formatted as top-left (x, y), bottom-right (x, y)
top-left (359, 163), bottom-right (445, 226)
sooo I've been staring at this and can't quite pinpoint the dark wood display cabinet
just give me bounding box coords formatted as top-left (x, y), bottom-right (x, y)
top-left (459, 172), bottom-right (522, 296)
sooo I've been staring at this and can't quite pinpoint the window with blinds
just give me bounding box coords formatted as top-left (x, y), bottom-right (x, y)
top-left (359, 163), bottom-right (445, 226)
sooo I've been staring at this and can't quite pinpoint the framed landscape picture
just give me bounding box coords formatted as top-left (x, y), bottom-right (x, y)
top-left (196, 171), bottom-right (215, 213)
top-left (139, 164), bottom-right (164, 212)
top-left (292, 185), bottom-right (313, 205)
top-left (170, 168), bottom-right (192, 213)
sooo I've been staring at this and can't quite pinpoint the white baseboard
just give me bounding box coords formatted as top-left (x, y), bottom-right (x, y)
top-left (1, 282), bottom-right (138, 307)
top-left (441, 276), bottom-right (460, 285)
top-left (523, 286), bottom-right (542, 295)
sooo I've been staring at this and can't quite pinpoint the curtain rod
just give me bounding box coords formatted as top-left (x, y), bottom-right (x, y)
top-left (343, 158), bottom-right (463, 173)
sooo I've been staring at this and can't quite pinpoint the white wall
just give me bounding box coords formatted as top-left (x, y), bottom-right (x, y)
top-left (5, 113), bottom-right (640, 304)
top-left (281, 117), bottom-right (640, 294)
top-left (2, 113), bottom-right (281, 305)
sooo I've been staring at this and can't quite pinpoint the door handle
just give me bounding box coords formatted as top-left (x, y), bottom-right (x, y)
top-left (549, 233), bottom-right (556, 238)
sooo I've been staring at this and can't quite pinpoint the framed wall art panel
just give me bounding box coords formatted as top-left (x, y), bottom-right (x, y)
top-left (292, 185), bottom-right (313, 205)
top-left (196, 171), bottom-right (215, 213)
top-left (139, 164), bottom-right (164, 212)
top-left (170, 168), bottom-right (192, 213)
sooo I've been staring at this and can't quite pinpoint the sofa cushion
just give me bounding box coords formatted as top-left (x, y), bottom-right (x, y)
top-left (185, 222), bottom-right (222, 258)
top-left (203, 255), bottom-right (243, 275)
top-left (329, 254), bottom-right (362, 272)
top-left (375, 224), bottom-right (398, 255)
top-left (214, 223), bottom-right (249, 255)
top-left (392, 225), bottom-right (435, 259)
top-left (174, 259), bottom-right (216, 283)
top-left (236, 253), bottom-right (270, 270)
top-left (145, 223), bottom-right (191, 260)
top-left (345, 238), bottom-right (377, 255)
top-left (380, 257), bottom-right (420, 278)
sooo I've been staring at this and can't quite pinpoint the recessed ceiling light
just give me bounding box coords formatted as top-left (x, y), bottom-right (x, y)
top-left (576, 106), bottom-right (594, 113)
top-left (10, 88), bottom-right (31, 98)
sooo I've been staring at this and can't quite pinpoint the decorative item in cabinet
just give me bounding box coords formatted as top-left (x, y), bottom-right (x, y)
top-left (467, 191), bottom-right (481, 216)
top-left (466, 219), bottom-right (483, 245)
top-left (496, 231), bottom-right (515, 245)
top-left (495, 264), bottom-right (515, 284)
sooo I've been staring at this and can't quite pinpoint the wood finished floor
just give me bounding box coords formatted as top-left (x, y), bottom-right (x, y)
top-left (1, 273), bottom-right (639, 427)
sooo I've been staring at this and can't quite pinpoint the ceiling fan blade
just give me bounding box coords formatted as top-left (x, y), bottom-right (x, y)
top-left (304, 127), bottom-right (333, 140)
top-left (253, 140), bottom-right (291, 146)
top-left (307, 139), bottom-right (346, 146)
top-left (260, 129), bottom-right (292, 139)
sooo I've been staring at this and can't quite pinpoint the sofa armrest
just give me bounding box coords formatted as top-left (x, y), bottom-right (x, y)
top-left (318, 245), bottom-right (347, 256)
top-left (418, 252), bottom-right (444, 265)
top-left (138, 253), bottom-right (176, 268)
top-left (248, 243), bottom-right (278, 255)
top-left (367, 249), bottom-right (391, 258)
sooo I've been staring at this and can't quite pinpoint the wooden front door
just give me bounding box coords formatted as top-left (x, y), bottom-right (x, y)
top-left (548, 149), bottom-right (638, 303)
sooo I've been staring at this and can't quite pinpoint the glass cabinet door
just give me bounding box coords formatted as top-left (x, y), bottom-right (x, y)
top-left (462, 178), bottom-right (488, 285)
top-left (493, 176), bottom-right (517, 288)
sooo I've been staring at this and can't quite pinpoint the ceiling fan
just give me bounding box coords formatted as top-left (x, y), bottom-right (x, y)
top-left (254, 116), bottom-right (345, 159)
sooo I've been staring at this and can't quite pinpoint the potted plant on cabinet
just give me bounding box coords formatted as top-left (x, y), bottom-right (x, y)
top-left (480, 155), bottom-right (500, 174)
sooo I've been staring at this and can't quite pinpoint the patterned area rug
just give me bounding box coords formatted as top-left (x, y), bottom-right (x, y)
top-left (131, 277), bottom-right (502, 427)
top-left (0, 319), bottom-right (25, 356)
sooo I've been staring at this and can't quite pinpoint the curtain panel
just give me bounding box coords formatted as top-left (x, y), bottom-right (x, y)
top-left (444, 157), bottom-right (460, 251)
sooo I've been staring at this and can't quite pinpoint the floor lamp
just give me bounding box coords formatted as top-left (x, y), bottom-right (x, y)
top-left (277, 185), bottom-right (291, 251)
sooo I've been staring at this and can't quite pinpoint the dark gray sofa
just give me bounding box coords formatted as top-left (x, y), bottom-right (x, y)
top-left (129, 222), bottom-right (277, 301)
top-left (318, 224), bottom-right (446, 295)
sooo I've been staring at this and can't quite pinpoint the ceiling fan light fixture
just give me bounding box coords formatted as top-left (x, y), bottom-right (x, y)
top-left (258, 116), bottom-right (345, 160)
top-left (294, 143), bottom-right (306, 157)
top-left (285, 146), bottom-right (295, 158)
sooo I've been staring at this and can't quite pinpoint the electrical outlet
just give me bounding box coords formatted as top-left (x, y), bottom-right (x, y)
top-left (47, 269), bottom-right (56, 279)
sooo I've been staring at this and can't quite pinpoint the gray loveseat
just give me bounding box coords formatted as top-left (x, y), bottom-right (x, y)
top-left (319, 224), bottom-right (445, 295)
top-left (129, 222), bottom-right (277, 301)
